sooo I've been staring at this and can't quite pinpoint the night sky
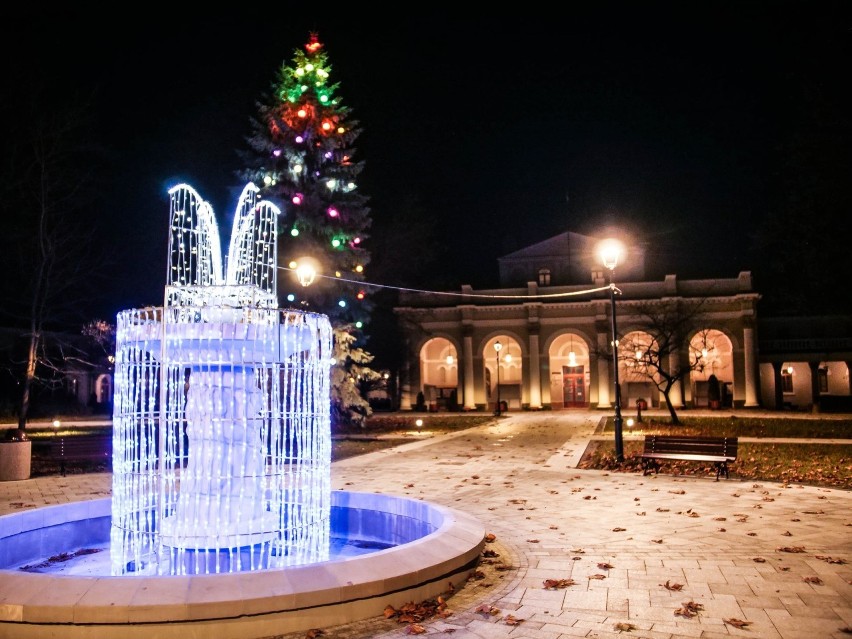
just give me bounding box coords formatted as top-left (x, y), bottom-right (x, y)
top-left (4, 3), bottom-right (851, 320)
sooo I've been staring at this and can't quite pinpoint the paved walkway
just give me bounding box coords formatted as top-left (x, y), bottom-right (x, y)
top-left (1, 411), bottom-right (850, 639)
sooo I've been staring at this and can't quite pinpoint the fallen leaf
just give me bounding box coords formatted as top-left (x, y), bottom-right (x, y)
top-left (674, 600), bottom-right (704, 618)
top-left (777, 546), bottom-right (806, 553)
top-left (588, 574), bottom-right (607, 580)
top-left (597, 562), bottom-right (614, 570)
top-left (660, 580), bottom-right (684, 591)
top-left (803, 576), bottom-right (823, 584)
top-left (484, 533), bottom-right (496, 542)
top-left (613, 527), bottom-right (626, 532)
top-left (724, 618), bottom-right (752, 628)
top-left (782, 531), bottom-right (792, 536)
top-left (306, 629), bottom-right (325, 638)
top-left (614, 621), bottom-right (637, 631)
top-left (384, 605), bottom-right (397, 619)
top-left (543, 578), bottom-right (576, 589)
top-left (404, 623), bottom-right (426, 634)
top-left (651, 539), bottom-right (663, 544)
top-left (753, 557), bottom-right (766, 563)
top-left (503, 614), bottom-right (523, 625)
top-left (526, 539), bottom-right (540, 543)
top-left (815, 555), bottom-right (847, 564)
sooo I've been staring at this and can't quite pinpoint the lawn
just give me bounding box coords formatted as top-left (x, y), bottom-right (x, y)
top-left (581, 415), bottom-right (852, 489)
top-left (23, 413), bottom-right (852, 490)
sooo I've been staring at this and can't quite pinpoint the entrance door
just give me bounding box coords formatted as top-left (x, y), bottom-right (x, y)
top-left (562, 366), bottom-right (586, 407)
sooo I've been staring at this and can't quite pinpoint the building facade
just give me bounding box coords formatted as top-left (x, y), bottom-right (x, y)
top-left (394, 233), bottom-right (852, 413)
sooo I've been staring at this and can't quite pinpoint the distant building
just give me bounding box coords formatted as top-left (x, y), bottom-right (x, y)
top-left (394, 232), bottom-right (852, 413)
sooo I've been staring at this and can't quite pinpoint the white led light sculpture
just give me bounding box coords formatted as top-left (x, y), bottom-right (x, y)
top-left (111, 183), bottom-right (332, 575)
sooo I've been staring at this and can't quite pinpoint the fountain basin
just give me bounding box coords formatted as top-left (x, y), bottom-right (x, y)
top-left (0, 491), bottom-right (485, 639)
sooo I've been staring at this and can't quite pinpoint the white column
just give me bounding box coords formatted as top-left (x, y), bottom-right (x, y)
top-left (743, 327), bottom-right (759, 407)
top-left (597, 333), bottom-right (611, 408)
top-left (528, 334), bottom-right (542, 409)
top-left (463, 335), bottom-right (476, 410)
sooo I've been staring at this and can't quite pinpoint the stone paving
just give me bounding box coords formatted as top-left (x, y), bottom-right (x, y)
top-left (1, 410), bottom-right (850, 639)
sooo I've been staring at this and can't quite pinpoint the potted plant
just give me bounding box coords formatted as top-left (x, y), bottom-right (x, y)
top-left (0, 428), bottom-right (32, 481)
top-left (707, 374), bottom-right (721, 410)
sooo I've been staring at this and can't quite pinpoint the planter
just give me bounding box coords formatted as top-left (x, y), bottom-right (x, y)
top-left (0, 440), bottom-right (32, 481)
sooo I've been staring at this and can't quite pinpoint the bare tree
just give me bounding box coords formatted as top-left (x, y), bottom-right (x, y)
top-left (0, 82), bottom-right (104, 429)
top-left (616, 299), bottom-right (712, 425)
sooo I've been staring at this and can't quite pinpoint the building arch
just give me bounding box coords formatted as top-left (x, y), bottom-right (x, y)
top-left (483, 334), bottom-right (523, 412)
top-left (418, 336), bottom-right (460, 411)
top-left (688, 328), bottom-right (735, 407)
top-left (546, 331), bottom-right (592, 408)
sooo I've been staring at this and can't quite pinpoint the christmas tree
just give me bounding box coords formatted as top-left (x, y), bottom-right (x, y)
top-left (240, 32), bottom-right (378, 427)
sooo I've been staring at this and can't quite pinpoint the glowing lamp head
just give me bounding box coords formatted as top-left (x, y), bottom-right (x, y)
top-left (290, 227), bottom-right (299, 237)
top-left (52, 419), bottom-right (61, 429)
top-left (327, 207), bottom-right (339, 217)
top-left (494, 340), bottom-right (502, 354)
top-left (598, 238), bottom-right (625, 271)
top-left (356, 290), bottom-right (365, 300)
top-left (297, 108), bottom-right (307, 118)
top-left (415, 419), bottom-right (423, 429)
top-left (294, 258), bottom-right (319, 287)
top-left (292, 194), bottom-right (303, 205)
top-left (446, 355), bottom-right (454, 365)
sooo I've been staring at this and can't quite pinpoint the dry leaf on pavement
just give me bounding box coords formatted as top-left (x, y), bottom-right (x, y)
top-left (674, 601), bottom-right (704, 618)
top-left (543, 578), bottom-right (576, 589)
top-left (724, 618), bottom-right (752, 628)
top-left (660, 580), bottom-right (684, 591)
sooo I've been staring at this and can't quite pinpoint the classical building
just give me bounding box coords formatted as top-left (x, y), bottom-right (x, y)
top-left (394, 232), bottom-right (852, 413)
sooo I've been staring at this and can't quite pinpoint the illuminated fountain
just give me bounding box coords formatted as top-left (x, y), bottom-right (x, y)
top-left (111, 182), bottom-right (332, 575)
top-left (0, 184), bottom-right (485, 638)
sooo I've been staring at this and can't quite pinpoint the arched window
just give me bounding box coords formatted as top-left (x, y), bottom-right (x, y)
top-left (538, 268), bottom-right (551, 286)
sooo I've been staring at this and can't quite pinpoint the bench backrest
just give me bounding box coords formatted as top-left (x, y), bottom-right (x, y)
top-left (643, 435), bottom-right (738, 459)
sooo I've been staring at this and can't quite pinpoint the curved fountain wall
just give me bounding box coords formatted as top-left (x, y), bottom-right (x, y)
top-left (0, 491), bottom-right (486, 639)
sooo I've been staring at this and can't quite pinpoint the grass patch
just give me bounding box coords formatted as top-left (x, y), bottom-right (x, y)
top-left (602, 415), bottom-right (852, 438)
top-left (579, 440), bottom-right (851, 490)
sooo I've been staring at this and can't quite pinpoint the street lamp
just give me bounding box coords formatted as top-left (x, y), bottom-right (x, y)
top-left (493, 340), bottom-right (503, 416)
top-left (600, 239), bottom-right (624, 462)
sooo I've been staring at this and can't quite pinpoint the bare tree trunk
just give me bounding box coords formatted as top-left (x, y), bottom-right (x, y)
top-left (662, 380), bottom-right (681, 425)
top-left (17, 325), bottom-right (40, 430)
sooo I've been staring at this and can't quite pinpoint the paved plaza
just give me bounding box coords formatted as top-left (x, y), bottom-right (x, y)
top-left (1, 411), bottom-right (850, 638)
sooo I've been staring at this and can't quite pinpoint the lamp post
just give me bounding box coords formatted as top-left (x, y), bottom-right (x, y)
top-left (600, 240), bottom-right (624, 462)
top-left (493, 341), bottom-right (502, 416)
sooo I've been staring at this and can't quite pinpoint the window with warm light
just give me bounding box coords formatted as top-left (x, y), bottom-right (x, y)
top-left (782, 367), bottom-right (794, 393)
top-left (538, 268), bottom-right (551, 286)
top-left (819, 367), bottom-right (828, 393)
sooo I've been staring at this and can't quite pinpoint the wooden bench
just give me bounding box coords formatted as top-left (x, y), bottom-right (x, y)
top-left (35, 434), bottom-right (113, 476)
top-left (641, 435), bottom-right (738, 480)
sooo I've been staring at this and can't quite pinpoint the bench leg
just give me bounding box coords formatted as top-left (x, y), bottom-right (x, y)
top-left (642, 459), bottom-right (659, 476)
top-left (713, 462), bottom-right (728, 481)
